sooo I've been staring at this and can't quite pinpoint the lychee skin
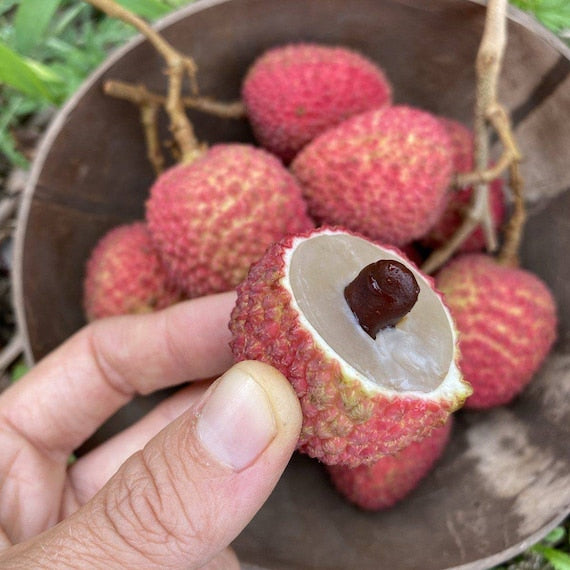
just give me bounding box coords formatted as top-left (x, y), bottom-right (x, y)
top-left (327, 418), bottom-right (452, 511)
top-left (290, 106), bottom-right (453, 246)
top-left (229, 227), bottom-right (469, 467)
top-left (435, 254), bottom-right (558, 409)
top-left (242, 43), bottom-right (392, 163)
top-left (83, 222), bottom-right (182, 321)
top-left (421, 118), bottom-right (506, 253)
top-left (146, 144), bottom-right (314, 298)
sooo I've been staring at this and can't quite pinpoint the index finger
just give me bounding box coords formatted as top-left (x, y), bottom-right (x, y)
top-left (0, 292), bottom-right (236, 463)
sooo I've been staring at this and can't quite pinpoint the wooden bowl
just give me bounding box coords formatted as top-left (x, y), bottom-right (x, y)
top-left (13, 1), bottom-right (570, 568)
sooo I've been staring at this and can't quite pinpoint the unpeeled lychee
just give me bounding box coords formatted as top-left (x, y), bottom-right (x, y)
top-left (146, 143), bottom-right (314, 298)
top-left (230, 227), bottom-right (471, 466)
top-left (421, 118), bottom-right (506, 253)
top-left (83, 221), bottom-right (182, 321)
top-left (435, 254), bottom-right (557, 409)
top-left (242, 43), bottom-right (392, 163)
top-left (327, 418), bottom-right (453, 510)
top-left (291, 106), bottom-right (454, 246)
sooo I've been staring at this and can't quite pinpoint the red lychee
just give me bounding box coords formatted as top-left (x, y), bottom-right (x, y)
top-left (327, 418), bottom-right (453, 510)
top-left (290, 105), bottom-right (454, 246)
top-left (421, 118), bottom-right (506, 253)
top-left (242, 42), bottom-right (392, 163)
top-left (83, 221), bottom-right (182, 321)
top-left (230, 227), bottom-right (471, 466)
top-left (435, 254), bottom-right (558, 409)
top-left (145, 143), bottom-right (314, 298)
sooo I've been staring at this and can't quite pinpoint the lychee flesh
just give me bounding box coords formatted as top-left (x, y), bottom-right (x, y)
top-left (435, 254), bottom-right (558, 409)
top-left (327, 418), bottom-right (453, 511)
top-left (230, 227), bottom-right (471, 466)
top-left (290, 105), bottom-right (453, 246)
top-left (242, 42), bottom-right (392, 163)
top-left (146, 144), bottom-right (314, 298)
top-left (83, 221), bottom-right (182, 321)
top-left (421, 118), bottom-right (506, 253)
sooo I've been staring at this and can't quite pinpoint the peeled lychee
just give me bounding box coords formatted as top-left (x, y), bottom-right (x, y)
top-left (435, 254), bottom-right (557, 409)
top-left (421, 118), bottom-right (506, 253)
top-left (242, 43), bottom-right (392, 163)
top-left (327, 418), bottom-right (453, 510)
top-left (146, 144), bottom-right (314, 298)
top-left (83, 222), bottom-right (182, 321)
top-left (230, 227), bottom-right (471, 466)
top-left (291, 105), bottom-right (453, 246)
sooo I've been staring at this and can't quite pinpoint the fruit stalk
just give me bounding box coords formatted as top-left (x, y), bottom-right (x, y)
top-left (84, 0), bottom-right (202, 164)
top-left (422, 0), bottom-right (522, 274)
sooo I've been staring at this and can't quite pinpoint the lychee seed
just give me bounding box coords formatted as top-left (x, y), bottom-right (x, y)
top-left (344, 260), bottom-right (420, 339)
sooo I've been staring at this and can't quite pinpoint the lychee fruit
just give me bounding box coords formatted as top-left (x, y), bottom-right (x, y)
top-left (229, 227), bottom-right (471, 466)
top-left (435, 254), bottom-right (558, 409)
top-left (290, 105), bottom-right (454, 246)
top-left (145, 143), bottom-right (314, 298)
top-left (421, 118), bottom-right (506, 253)
top-left (327, 417), bottom-right (453, 510)
top-left (242, 43), bottom-right (392, 163)
top-left (83, 221), bottom-right (182, 321)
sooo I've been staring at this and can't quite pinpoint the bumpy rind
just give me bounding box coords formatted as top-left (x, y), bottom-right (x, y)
top-left (290, 106), bottom-right (453, 246)
top-left (229, 227), bottom-right (471, 466)
top-left (242, 43), bottom-right (392, 163)
top-left (83, 222), bottom-right (182, 321)
top-left (435, 254), bottom-right (558, 409)
top-left (421, 118), bottom-right (506, 253)
top-left (146, 144), bottom-right (314, 298)
top-left (327, 417), bottom-right (453, 510)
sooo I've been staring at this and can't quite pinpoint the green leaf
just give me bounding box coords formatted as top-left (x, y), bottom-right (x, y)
top-left (114, 0), bottom-right (173, 20)
top-left (10, 361), bottom-right (29, 382)
top-left (0, 40), bottom-right (59, 101)
top-left (13, 0), bottom-right (62, 55)
top-left (532, 544), bottom-right (570, 570)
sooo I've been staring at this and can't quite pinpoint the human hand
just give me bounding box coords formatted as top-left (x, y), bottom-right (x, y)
top-left (0, 292), bottom-right (302, 569)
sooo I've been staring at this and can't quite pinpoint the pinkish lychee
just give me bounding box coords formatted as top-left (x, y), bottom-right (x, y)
top-left (435, 254), bottom-right (557, 409)
top-left (83, 221), bottom-right (182, 321)
top-left (327, 418), bottom-right (453, 510)
top-left (242, 43), bottom-right (392, 163)
top-left (290, 105), bottom-right (454, 246)
top-left (230, 227), bottom-right (471, 466)
top-left (145, 143), bottom-right (314, 298)
top-left (421, 118), bottom-right (506, 253)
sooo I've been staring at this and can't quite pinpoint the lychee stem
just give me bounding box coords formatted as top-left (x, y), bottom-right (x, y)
top-left (422, 0), bottom-right (524, 275)
top-left (344, 260), bottom-right (420, 340)
top-left (85, 0), bottom-right (202, 164)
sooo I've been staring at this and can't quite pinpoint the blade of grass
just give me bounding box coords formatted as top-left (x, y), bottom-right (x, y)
top-left (13, 0), bottom-right (62, 55)
top-left (114, 0), bottom-right (173, 19)
top-left (531, 544), bottom-right (570, 570)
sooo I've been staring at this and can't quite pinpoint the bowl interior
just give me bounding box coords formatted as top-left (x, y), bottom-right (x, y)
top-left (13, 0), bottom-right (570, 568)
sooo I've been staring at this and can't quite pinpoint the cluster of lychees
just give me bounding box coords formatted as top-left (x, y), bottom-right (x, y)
top-left (83, 43), bottom-right (558, 512)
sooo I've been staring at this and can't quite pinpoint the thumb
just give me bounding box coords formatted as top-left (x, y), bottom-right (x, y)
top-left (4, 361), bottom-right (302, 569)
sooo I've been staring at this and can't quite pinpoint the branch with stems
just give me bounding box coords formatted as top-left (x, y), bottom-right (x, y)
top-left (85, 0), bottom-right (202, 163)
top-left (422, 0), bottom-right (524, 274)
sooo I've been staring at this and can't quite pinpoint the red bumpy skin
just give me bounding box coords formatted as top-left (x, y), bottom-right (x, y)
top-left (242, 42), bottom-right (392, 163)
top-left (83, 222), bottom-right (182, 321)
top-left (327, 418), bottom-right (453, 510)
top-left (291, 105), bottom-right (453, 246)
top-left (436, 254), bottom-right (558, 409)
top-left (230, 227), bottom-right (470, 466)
top-left (421, 118), bottom-right (506, 253)
top-left (146, 144), bottom-right (314, 298)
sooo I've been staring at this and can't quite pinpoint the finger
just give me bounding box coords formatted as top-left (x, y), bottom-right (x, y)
top-left (1, 361), bottom-right (302, 569)
top-left (66, 380), bottom-right (212, 509)
top-left (0, 292), bottom-right (235, 464)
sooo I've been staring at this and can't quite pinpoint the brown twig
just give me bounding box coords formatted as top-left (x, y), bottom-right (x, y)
top-left (104, 80), bottom-right (246, 119)
top-left (422, 0), bottom-right (517, 275)
top-left (85, 0), bottom-right (201, 163)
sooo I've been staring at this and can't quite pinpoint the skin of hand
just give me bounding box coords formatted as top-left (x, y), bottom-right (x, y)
top-left (0, 292), bottom-right (302, 569)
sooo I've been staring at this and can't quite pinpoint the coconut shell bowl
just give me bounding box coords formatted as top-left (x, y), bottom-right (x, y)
top-left (12, 0), bottom-right (570, 568)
